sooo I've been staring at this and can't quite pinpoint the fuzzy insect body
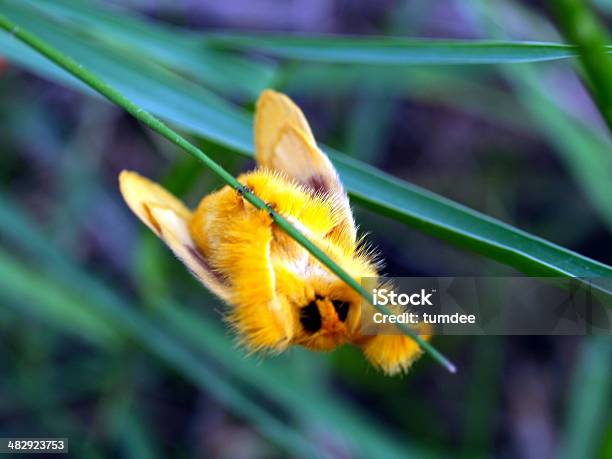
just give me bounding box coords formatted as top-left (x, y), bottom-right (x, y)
top-left (119, 90), bottom-right (424, 374)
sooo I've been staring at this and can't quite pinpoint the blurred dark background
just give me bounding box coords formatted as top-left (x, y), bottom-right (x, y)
top-left (0, 1), bottom-right (611, 458)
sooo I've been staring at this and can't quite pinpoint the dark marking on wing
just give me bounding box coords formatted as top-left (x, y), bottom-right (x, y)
top-left (186, 245), bottom-right (229, 286)
top-left (305, 175), bottom-right (330, 195)
top-left (142, 203), bottom-right (162, 235)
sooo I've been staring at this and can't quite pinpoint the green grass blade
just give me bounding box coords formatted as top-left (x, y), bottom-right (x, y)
top-left (109, 407), bottom-right (161, 459)
top-left (560, 337), bottom-right (612, 459)
top-left (332, 153), bottom-right (612, 283)
top-left (0, 1), bottom-right (610, 296)
top-left (203, 33), bottom-right (612, 64)
top-left (552, 0), bottom-right (612, 133)
top-left (460, 336), bottom-right (504, 458)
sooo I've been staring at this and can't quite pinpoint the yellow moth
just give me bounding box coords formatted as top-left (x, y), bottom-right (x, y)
top-left (119, 90), bottom-right (424, 375)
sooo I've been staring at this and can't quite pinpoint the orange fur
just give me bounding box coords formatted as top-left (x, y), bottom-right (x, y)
top-left (118, 90), bottom-right (426, 375)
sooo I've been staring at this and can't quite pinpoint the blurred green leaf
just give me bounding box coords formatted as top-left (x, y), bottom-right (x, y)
top-left (0, 250), bottom-right (119, 347)
top-left (204, 34), bottom-right (612, 64)
top-left (0, 0), bottom-right (611, 293)
top-left (561, 337), bottom-right (612, 459)
top-left (461, 336), bottom-right (504, 458)
top-left (344, 85), bottom-right (395, 163)
top-left (108, 396), bottom-right (162, 459)
top-left (22, 0), bottom-right (277, 98)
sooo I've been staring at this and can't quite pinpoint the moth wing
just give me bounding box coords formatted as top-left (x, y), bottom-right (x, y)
top-left (119, 170), bottom-right (230, 302)
top-left (255, 89), bottom-right (315, 163)
top-left (271, 124), bottom-right (343, 196)
top-left (255, 90), bottom-right (339, 195)
top-left (255, 90), bottom-right (356, 248)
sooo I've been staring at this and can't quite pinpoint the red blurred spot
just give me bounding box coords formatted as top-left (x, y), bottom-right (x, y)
top-left (0, 57), bottom-right (7, 74)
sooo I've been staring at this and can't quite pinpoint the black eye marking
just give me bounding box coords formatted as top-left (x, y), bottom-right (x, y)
top-left (332, 300), bottom-right (350, 322)
top-left (300, 301), bottom-right (322, 333)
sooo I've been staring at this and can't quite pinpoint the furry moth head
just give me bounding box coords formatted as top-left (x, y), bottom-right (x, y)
top-left (119, 90), bottom-right (425, 375)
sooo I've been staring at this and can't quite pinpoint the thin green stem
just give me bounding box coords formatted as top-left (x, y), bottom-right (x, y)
top-left (551, 0), bottom-right (612, 134)
top-left (0, 13), bottom-right (455, 373)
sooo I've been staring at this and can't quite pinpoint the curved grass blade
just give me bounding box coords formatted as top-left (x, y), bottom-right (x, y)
top-left (331, 153), bottom-right (612, 286)
top-left (203, 33), bottom-right (612, 65)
